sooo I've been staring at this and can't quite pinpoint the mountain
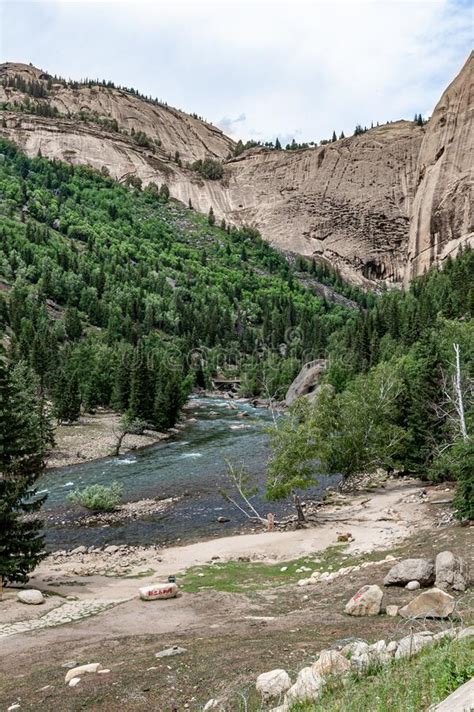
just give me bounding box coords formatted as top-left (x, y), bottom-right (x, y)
top-left (1, 54), bottom-right (472, 286)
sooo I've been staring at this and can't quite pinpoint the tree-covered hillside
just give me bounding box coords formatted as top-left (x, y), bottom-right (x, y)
top-left (269, 248), bottom-right (473, 517)
top-left (0, 140), bottom-right (356, 427)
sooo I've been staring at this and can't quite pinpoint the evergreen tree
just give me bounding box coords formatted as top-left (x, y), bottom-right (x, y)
top-left (0, 351), bottom-right (49, 583)
top-left (53, 368), bottom-right (81, 423)
top-left (275, 137), bottom-right (282, 150)
top-left (331, 131), bottom-right (337, 142)
top-left (208, 206), bottom-right (215, 226)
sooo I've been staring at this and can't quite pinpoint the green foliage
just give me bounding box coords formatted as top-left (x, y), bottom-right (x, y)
top-left (191, 158), bottom-right (224, 180)
top-left (0, 350), bottom-right (50, 583)
top-left (0, 139), bottom-right (356, 434)
top-left (268, 248), bottom-right (473, 508)
top-left (68, 482), bottom-right (123, 512)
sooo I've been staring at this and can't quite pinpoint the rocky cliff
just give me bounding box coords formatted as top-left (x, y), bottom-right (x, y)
top-left (1, 56), bottom-right (472, 286)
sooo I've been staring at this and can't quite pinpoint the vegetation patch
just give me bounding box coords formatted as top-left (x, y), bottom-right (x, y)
top-left (289, 637), bottom-right (474, 712)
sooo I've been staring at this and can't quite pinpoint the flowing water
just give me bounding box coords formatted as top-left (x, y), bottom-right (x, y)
top-left (40, 396), bottom-right (338, 550)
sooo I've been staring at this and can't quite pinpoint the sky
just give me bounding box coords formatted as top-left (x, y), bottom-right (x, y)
top-left (0, 0), bottom-right (472, 144)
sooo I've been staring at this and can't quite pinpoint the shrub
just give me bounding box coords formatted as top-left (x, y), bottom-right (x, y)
top-left (68, 482), bottom-right (123, 512)
top-left (191, 158), bottom-right (224, 180)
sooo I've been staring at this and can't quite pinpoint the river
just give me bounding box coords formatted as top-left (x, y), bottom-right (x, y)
top-left (39, 396), bottom-right (338, 550)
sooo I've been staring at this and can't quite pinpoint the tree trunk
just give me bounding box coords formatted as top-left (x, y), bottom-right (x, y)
top-left (293, 492), bottom-right (306, 524)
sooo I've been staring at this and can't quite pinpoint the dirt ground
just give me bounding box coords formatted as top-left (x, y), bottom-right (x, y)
top-left (1, 481), bottom-right (472, 712)
top-left (46, 409), bottom-right (173, 469)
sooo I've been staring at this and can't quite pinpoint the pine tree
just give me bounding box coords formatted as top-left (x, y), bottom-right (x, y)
top-left (208, 206), bottom-right (215, 226)
top-left (332, 131), bottom-right (337, 142)
top-left (53, 368), bottom-right (81, 423)
top-left (275, 137), bottom-right (282, 150)
top-left (0, 351), bottom-right (49, 584)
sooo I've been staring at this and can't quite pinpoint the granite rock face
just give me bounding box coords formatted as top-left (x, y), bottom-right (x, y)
top-left (1, 54), bottom-right (472, 286)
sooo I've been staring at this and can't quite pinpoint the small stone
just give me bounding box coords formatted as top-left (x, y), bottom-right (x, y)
top-left (61, 661), bottom-right (79, 669)
top-left (155, 646), bottom-right (187, 658)
top-left (65, 663), bottom-right (101, 683)
top-left (7, 705), bottom-right (20, 711)
top-left (97, 669), bottom-right (110, 674)
top-left (405, 580), bottom-right (421, 590)
top-left (68, 678), bottom-right (81, 688)
top-left (17, 590), bottom-right (45, 605)
top-left (70, 546), bottom-right (87, 555)
top-left (217, 516), bottom-right (230, 523)
top-left (386, 605), bottom-right (399, 617)
top-left (280, 566), bottom-right (288, 572)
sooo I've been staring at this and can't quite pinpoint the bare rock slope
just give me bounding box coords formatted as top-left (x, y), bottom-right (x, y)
top-left (1, 55), bottom-right (472, 285)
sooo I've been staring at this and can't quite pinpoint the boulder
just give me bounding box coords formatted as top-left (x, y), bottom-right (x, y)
top-left (344, 585), bottom-right (383, 616)
top-left (435, 551), bottom-right (470, 592)
top-left (65, 663), bottom-right (101, 683)
top-left (285, 360), bottom-right (327, 406)
top-left (395, 632), bottom-right (434, 659)
top-left (17, 589), bottom-right (45, 605)
top-left (256, 669), bottom-right (291, 701)
top-left (384, 558), bottom-right (435, 587)
top-left (429, 677), bottom-right (474, 712)
top-left (405, 580), bottom-right (421, 590)
top-left (285, 667), bottom-right (325, 704)
top-left (398, 588), bottom-right (455, 619)
top-left (139, 582), bottom-right (178, 600)
top-left (313, 650), bottom-right (351, 677)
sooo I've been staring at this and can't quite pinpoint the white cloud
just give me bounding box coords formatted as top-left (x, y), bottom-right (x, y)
top-left (1, 0), bottom-right (471, 143)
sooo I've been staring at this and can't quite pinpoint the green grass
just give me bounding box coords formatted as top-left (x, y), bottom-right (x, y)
top-left (178, 544), bottom-right (378, 593)
top-left (289, 638), bottom-right (474, 712)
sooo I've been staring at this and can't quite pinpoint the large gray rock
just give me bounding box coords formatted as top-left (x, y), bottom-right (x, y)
top-left (256, 669), bottom-right (291, 701)
top-left (345, 585), bottom-right (383, 616)
top-left (17, 589), bottom-right (44, 605)
top-left (384, 558), bottom-right (435, 587)
top-left (285, 360), bottom-right (327, 406)
top-left (428, 677), bottom-right (474, 711)
top-left (435, 551), bottom-right (470, 592)
top-left (399, 588), bottom-right (455, 619)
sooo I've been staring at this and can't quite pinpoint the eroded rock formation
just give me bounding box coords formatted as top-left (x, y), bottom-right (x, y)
top-left (1, 55), bottom-right (472, 286)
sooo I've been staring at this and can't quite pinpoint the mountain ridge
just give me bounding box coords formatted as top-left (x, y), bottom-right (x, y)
top-left (1, 54), bottom-right (472, 286)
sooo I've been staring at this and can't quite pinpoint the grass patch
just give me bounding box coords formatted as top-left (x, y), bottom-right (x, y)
top-left (178, 544), bottom-right (384, 593)
top-left (289, 637), bottom-right (474, 712)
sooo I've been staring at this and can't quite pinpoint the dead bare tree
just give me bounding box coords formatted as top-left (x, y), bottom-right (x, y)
top-left (220, 459), bottom-right (267, 524)
top-left (435, 343), bottom-right (472, 450)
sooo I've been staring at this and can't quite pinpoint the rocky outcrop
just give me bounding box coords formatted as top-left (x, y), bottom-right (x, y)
top-left (285, 360), bottom-right (327, 406)
top-left (1, 55), bottom-right (472, 286)
top-left (405, 52), bottom-right (474, 283)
